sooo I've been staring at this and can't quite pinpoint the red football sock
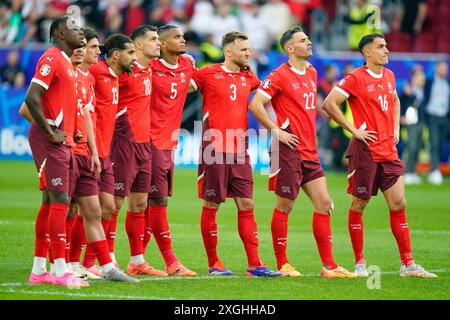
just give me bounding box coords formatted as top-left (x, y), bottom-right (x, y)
top-left (238, 210), bottom-right (261, 266)
top-left (149, 206), bottom-right (177, 267)
top-left (48, 246), bottom-right (54, 264)
top-left (200, 206), bottom-right (219, 267)
top-left (65, 216), bottom-right (75, 262)
top-left (143, 206), bottom-right (152, 253)
top-left (125, 211), bottom-right (145, 257)
top-left (48, 203), bottom-right (69, 259)
top-left (271, 208), bottom-right (289, 270)
top-left (82, 217), bottom-right (110, 267)
top-left (34, 203), bottom-right (51, 258)
top-left (107, 211), bottom-right (118, 253)
top-left (89, 240), bottom-right (112, 267)
top-left (82, 243), bottom-right (96, 268)
top-left (312, 212), bottom-right (337, 269)
top-left (389, 208), bottom-right (414, 266)
top-left (348, 208), bottom-right (365, 263)
top-left (69, 215), bottom-right (86, 263)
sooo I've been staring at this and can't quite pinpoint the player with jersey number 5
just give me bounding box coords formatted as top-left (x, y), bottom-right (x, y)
top-left (321, 33), bottom-right (437, 278)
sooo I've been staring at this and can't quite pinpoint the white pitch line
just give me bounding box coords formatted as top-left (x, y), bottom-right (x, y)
top-left (0, 288), bottom-right (173, 300)
top-left (0, 269), bottom-right (448, 300)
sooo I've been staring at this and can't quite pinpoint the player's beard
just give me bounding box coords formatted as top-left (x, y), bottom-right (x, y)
top-left (121, 61), bottom-right (134, 73)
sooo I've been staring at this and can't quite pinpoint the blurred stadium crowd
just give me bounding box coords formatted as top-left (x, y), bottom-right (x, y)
top-left (0, 0), bottom-right (449, 53)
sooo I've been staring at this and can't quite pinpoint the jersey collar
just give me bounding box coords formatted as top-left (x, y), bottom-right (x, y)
top-left (365, 67), bottom-right (383, 79)
top-left (135, 62), bottom-right (147, 69)
top-left (287, 63), bottom-right (306, 76)
top-left (160, 58), bottom-right (178, 69)
top-left (60, 50), bottom-right (71, 64)
top-left (108, 66), bottom-right (118, 78)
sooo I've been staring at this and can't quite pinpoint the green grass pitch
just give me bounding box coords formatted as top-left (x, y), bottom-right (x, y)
top-left (0, 160), bottom-right (449, 300)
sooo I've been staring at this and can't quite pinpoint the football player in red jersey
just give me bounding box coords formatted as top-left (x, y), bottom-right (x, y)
top-left (81, 34), bottom-right (137, 275)
top-left (322, 33), bottom-right (437, 278)
top-left (191, 31), bottom-right (281, 277)
top-left (249, 26), bottom-right (356, 278)
top-left (110, 24), bottom-right (168, 277)
top-left (67, 29), bottom-right (138, 283)
top-left (138, 25), bottom-right (197, 276)
top-left (24, 16), bottom-right (89, 286)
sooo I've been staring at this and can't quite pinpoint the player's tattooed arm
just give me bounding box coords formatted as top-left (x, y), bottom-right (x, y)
top-left (25, 82), bottom-right (66, 144)
top-left (393, 90), bottom-right (401, 145)
top-left (322, 89), bottom-right (377, 146)
top-left (18, 102), bottom-right (33, 122)
top-left (249, 91), bottom-right (299, 149)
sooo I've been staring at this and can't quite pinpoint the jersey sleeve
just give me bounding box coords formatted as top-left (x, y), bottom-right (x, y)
top-left (249, 71), bottom-right (261, 91)
top-left (257, 70), bottom-right (281, 100)
top-left (31, 54), bottom-right (59, 90)
top-left (191, 68), bottom-right (205, 92)
top-left (334, 73), bottom-right (359, 99)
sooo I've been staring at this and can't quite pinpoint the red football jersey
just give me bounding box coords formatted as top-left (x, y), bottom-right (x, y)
top-left (31, 46), bottom-right (77, 146)
top-left (191, 64), bottom-right (260, 153)
top-left (116, 62), bottom-right (152, 143)
top-left (335, 66), bottom-right (398, 162)
top-left (150, 56), bottom-right (196, 150)
top-left (72, 69), bottom-right (96, 155)
top-left (89, 60), bottom-right (119, 159)
top-left (258, 63), bottom-right (319, 161)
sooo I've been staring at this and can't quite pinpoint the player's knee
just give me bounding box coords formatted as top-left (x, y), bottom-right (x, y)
top-left (149, 197), bottom-right (167, 207)
top-left (391, 197), bottom-right (407, 210)
top-left (239, 199), bottom-right (254, 211)
top-left (101, 202), bottom-right (116, 218)
top-left (277, 201), bottom-right (294, 214)
top-left (129, 200), bottom-right (147, 213)
top-left (351, 199), bottom-right (368, 212)
top-left (67, 202), bottom-right (78, 218)
top-left (317, 197), bottom-right (334, 214)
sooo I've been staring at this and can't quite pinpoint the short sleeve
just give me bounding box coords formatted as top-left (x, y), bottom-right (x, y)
top-left (257, 71), bottom-right (282, 100)
top-left (334, 73), bottom-right (358, 99)
top-left (191, 68), bottom-right (205, 92)
top-left (249, 71), bottom-right (261, 91)
top-left (31, 54), bottom-right (58, 90)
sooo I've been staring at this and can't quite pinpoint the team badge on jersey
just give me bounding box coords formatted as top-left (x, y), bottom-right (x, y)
top-left (262, 78), bottom-right (271, 89)
top-left (215, 72), bottom-right (224, 80)
top-left (40, 64), bottom-right (51, 76)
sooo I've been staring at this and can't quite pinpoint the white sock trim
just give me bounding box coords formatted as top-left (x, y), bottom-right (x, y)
top-left (32, 257), bottom-right (47, 275)
top-left (131, 254), bottom-right (145, 266)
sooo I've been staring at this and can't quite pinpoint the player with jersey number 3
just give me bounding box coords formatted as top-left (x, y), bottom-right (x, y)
top-left (321, 33), bottom-right (437, 278)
